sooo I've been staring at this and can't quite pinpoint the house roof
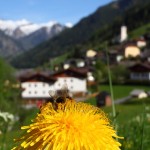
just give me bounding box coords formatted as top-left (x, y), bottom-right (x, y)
top-left (129, 63), bottom-right (150, 72)
top-left (130, 89), bottom-right (146, 96)
top-left (147, 91), bottom-right (150, 96)
top-left (134, 37), bottom-right (146, 42)
top-left (18, 72), bottom-right (56, 82)
top-left (63, 58), bottom-right (85, 68)
top-left (52, 67), bottom-right (88, 78)
top-left (141, 49), bottom-right (150, 58)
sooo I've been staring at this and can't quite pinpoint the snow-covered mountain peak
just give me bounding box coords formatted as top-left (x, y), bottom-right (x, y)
top-left (0, 19), bottom-right (29, 30)
top-left (19, 21), bottom-right (58, 35)
top-left (0, 19), bottom-right (68, 38)
top-left (65, 22), bottom-right (73, 28)
top-left (0, 19), bottom-right (73, 44)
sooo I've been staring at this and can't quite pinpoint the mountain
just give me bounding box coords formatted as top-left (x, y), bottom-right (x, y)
top-left (0, 30), bottom-right (25, 59)
top-left (0, 19), bottom-right (63, 38)
top-left (0, 19), bottom-right (70, 58)
top-left (0, 19), bottom-right (29, 38)
top-left (11, 0), bottom-right (150, 68)
top-left (19, 23), bottom-right (66, 50)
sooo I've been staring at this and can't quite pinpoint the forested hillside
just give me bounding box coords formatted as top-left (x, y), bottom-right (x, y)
top-left (0, 58), bottom-right (19, 112)
top-left (0, 31), bottom-right (24, 60)
top-left (11, 0), bottom-right (150, 68)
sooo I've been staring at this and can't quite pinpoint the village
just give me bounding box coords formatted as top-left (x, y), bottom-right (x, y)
top-left (14, 25), bottom-right (150, 109)
top-left (1, 0), bottom-right (150, 149)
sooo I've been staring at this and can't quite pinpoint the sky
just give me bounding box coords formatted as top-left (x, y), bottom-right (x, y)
top-left (0, 0), bottom-right (112, 25)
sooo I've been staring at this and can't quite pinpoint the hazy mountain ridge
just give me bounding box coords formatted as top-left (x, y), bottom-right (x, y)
top-left (0, 20), bottom-right (70, 58)
top-left (0, 30), bottom-right (25, 59)
top-left (19, 23), bottom-right (66, 50)
top-left (11, 0), bottom-right (150, 68)
top-left (0, 19), bottom-right (67, 38)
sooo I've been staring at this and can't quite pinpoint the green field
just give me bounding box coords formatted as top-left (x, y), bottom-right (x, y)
top-left (129, 23), bottom-right (150, 39)
top-left (99, 84), bottom-right (150, 99)
top-left (85, 84), bottom-right (150, 150)
top-left (1, 103), bottom-right (150, 150)
top-left (86, 84), bottom-right (150, 105)
top-left (0, 84), bottom-right (150, 149)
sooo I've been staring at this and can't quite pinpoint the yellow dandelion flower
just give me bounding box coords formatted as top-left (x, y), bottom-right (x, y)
top-left (12, 100), bottom-right (123, 150)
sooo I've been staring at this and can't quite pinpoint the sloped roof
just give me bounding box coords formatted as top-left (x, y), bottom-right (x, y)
top-left (52, 67), bottom-right (88, 78)
top-left (18, 72), bottom-right (56, 82)
top-left (141, 49), bottom-right (150, 58)
top-left (129, 63), bottom-right (150, 72)
top-left (130, 89), bottom-right (146, 96)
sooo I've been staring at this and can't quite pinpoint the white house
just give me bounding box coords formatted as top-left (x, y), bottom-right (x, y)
top-left (129, 63), bottom-right (150, 81)
top-left (63, 59), bottom-right (86, 70)
top-left (86, 49), bottom-right (97, 58)
top-left (18, 69), bottom-right (88, 106)
top-left (18, 72), bottom-right (57, 106)
top-left (52, 68), bottom-right (87, 95)
top-left (130, 89), bottom-right (148, 99)
top-left (124, 45), bottom-right (140, 58)
top-left (136, 39), bottom-right (146, 48)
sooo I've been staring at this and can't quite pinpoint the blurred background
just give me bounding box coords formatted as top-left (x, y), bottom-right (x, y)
top-left (0, 0), bottom-right (150, 149)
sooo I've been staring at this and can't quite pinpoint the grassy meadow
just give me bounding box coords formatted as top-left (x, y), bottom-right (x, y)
top-left (86, 84), bottom-right (150, 150)
top-left (0, 84), bottom-right (150, 149)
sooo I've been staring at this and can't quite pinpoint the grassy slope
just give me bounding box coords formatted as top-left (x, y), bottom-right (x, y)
top-left (43, 53), bottom-right (69, 69)
top-left (86, 85), bottom-right (150, 149)
top-left (0, 108), bottom-right (39, 149)
top-left (86, 84), bottom-right (150, 105)
top-left (1, 85), bottom-right (150, 149)
top-left (99, 85), bottom-right (150, 99)
top-left (4, 102), bottom-right (150, 149)
top-left (103, 102), bottom-right (150, 150)
top-left (129, 23), bottom-right (150, 39)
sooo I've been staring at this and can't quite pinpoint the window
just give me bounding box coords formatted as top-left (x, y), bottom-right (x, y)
top-left (133, 73), bottom-right (139, 79)
top-left (142, 73), bottom-right (148, 79)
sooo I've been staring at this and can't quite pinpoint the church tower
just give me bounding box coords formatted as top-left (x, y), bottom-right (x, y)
top-left (120, 25), bottom-right (127, 42)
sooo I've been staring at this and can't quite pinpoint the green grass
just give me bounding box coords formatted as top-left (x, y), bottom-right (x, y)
top-left (1, 84), bottom-right (150, 149)
top-left (86, 84), bottom-right (150, 150)
top-left (85, 97), bottom-right (97, 106)
top-left (0, 130), bottom-right (23, 149)
top-left (99, 84), bottom-right (149, 99)
top-left (102, 103), bottom-right (150, 150)
top-left (129, 23), bottom-right (150, 39)
top-left (102, 103), bottom-right (149, 123)
top-left (0, 108), bottom-right (38, 149)
top-left (43, 53), bottom-right (69, 69)
top-left (86, 84), bottom-right (149, 105)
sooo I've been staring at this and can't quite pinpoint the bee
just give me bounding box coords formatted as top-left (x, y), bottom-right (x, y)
top-left (48, 84), bottom-right (73, 110)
